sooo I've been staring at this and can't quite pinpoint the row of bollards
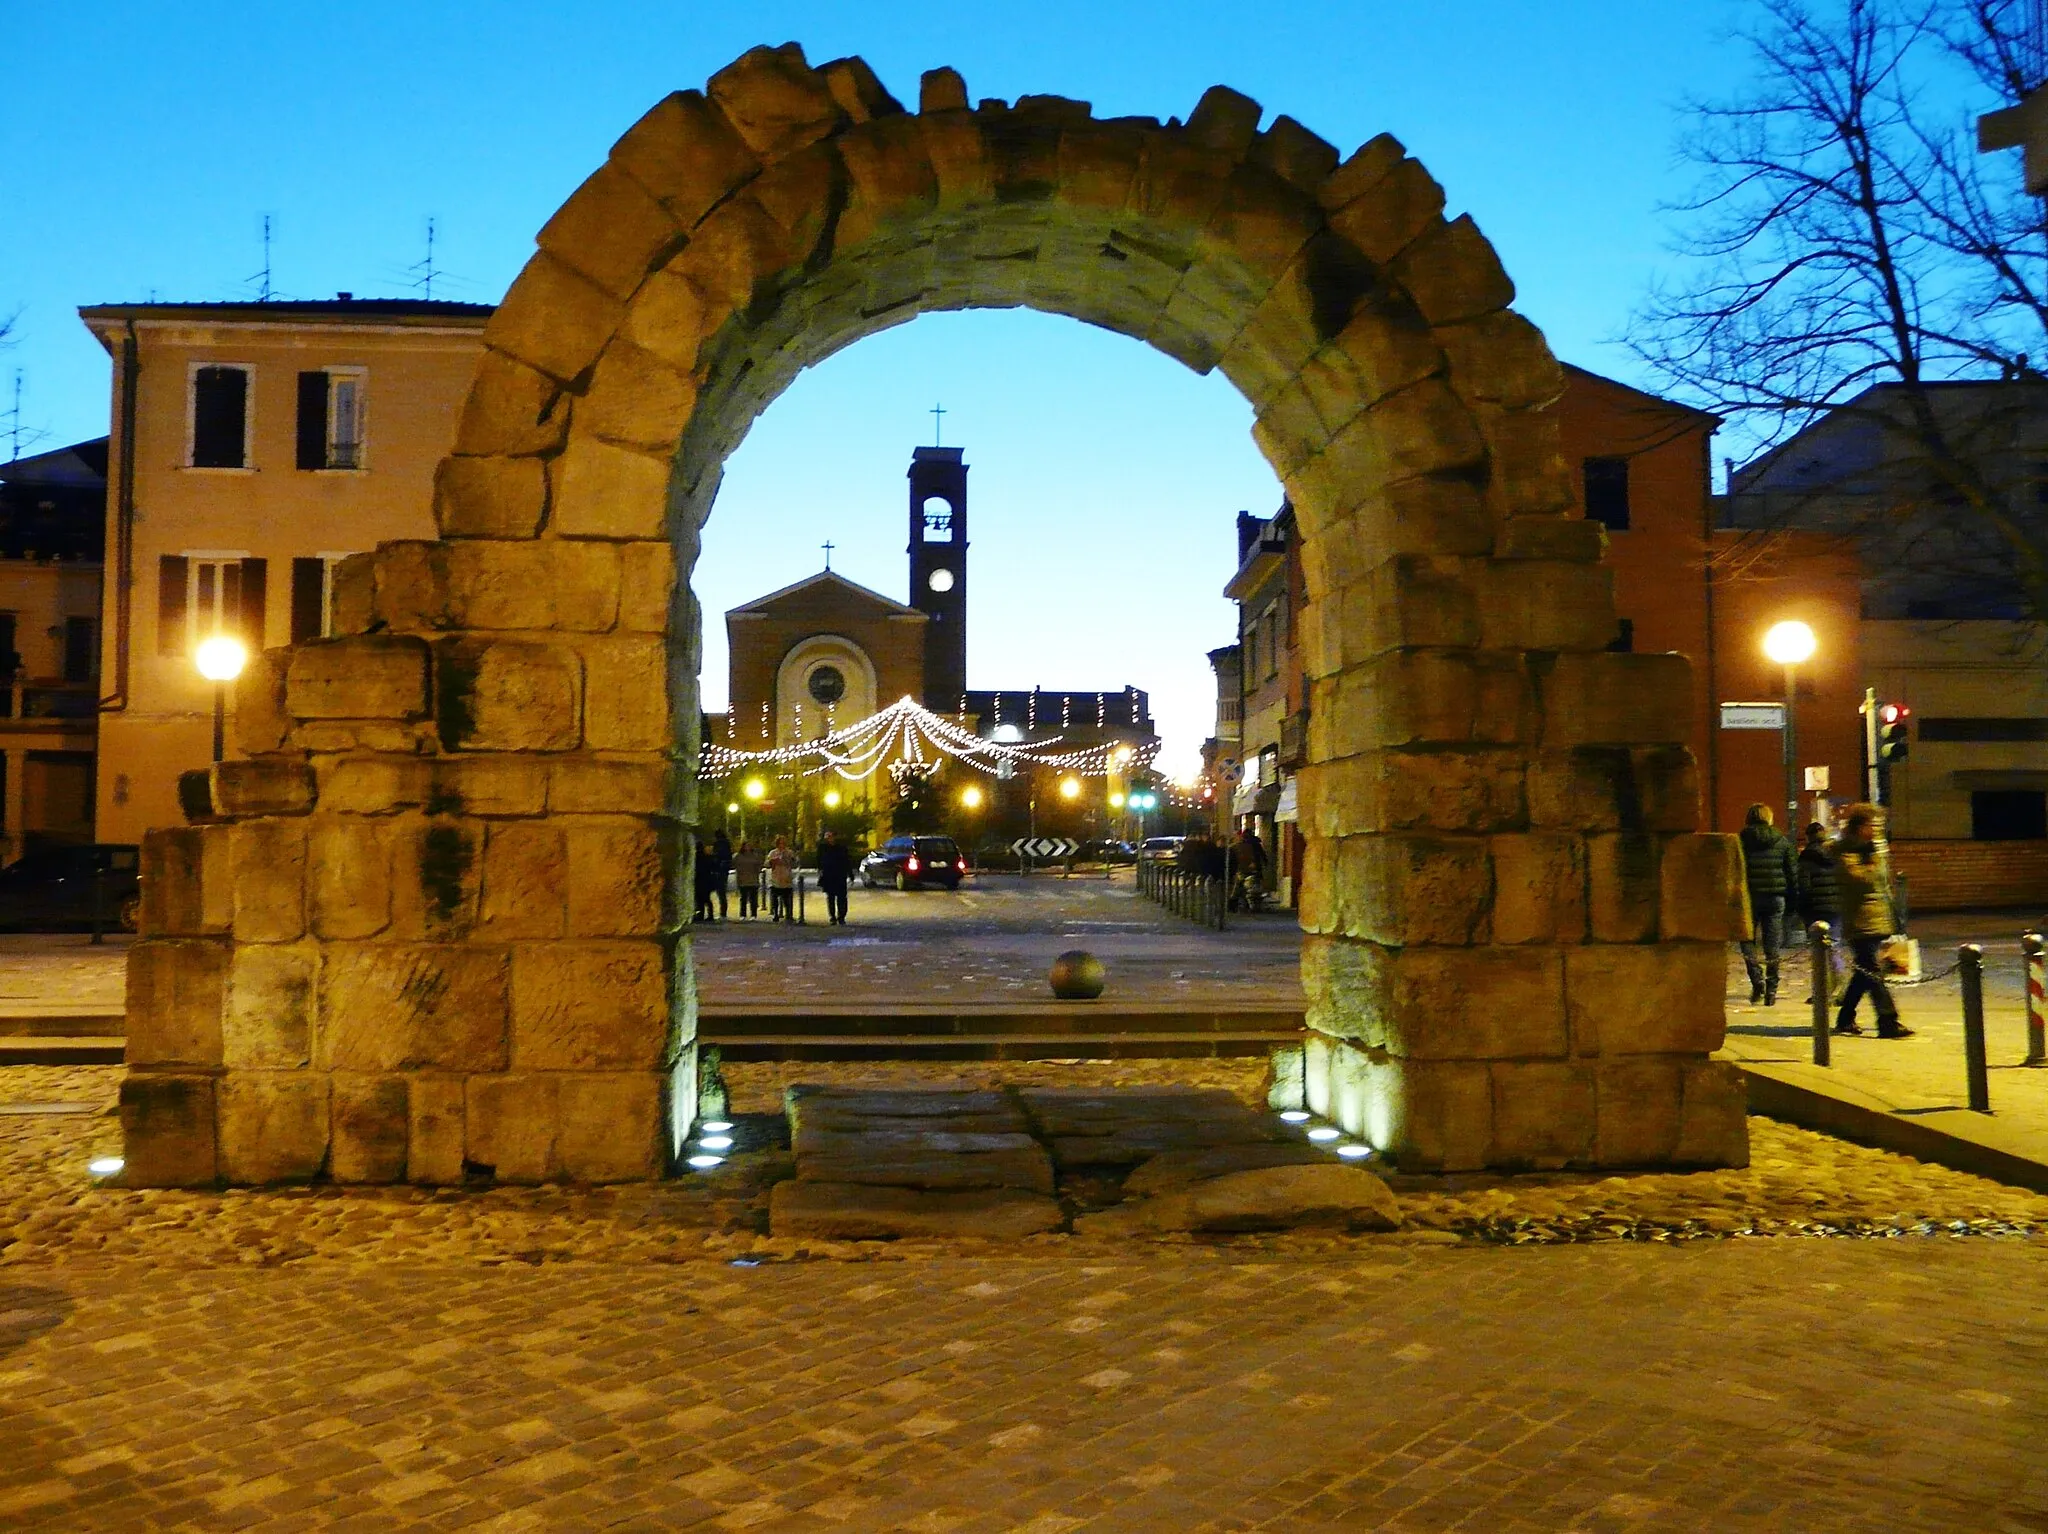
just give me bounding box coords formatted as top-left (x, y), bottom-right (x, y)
top-left (1804, 922), bottom-right (2048, 1115)
top-left (1134, 857), bottom-right (1227, 930)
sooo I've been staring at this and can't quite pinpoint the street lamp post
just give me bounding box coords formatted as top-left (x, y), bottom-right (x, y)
top-left (194, 634), bottom-right (249, 764)
top-left (1763, 620), bottom-right (1817, 830)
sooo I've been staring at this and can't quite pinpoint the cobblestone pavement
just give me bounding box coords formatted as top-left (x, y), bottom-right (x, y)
top-left (693, 873), bottom-right (1299, 1007)
top-left (1724, 911), bottom-right (2048, 1155)
top-left (1, 1241), bottom-right (2044, 1530)
top-left (0, 935), bottom-right (128, 1012)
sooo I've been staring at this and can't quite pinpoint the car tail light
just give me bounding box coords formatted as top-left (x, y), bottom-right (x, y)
top-left (906, 856), bottom-right (920, 872)
top-left (956, 859), bottom-right (967, 871)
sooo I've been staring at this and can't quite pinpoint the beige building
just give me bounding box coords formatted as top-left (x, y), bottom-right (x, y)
top-left (79, 299), bottom-right (489, 842)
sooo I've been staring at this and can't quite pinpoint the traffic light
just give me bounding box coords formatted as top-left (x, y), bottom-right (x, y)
top-left (1877, 702), bottom-right (1911, 764)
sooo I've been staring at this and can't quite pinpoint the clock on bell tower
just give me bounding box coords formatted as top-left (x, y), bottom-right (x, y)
top-left (908, 444), bottom-right (967, 707)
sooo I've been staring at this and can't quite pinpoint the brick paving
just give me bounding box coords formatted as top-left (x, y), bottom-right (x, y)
top-left (0, 1241), bottom-right (2044, 1530)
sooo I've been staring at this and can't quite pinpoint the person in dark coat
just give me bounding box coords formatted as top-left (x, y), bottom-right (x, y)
top-left (1832, 804), bottom-right (1914, 1038)
top-left (692, 838), bottom-right (720, 924)
top-left (815, 830), bottom-right (854, 926)
top-left (1796, 820), bottom-right (1844, 1003)
top-left (1737, 803), bottom-right (1798, 1005)
top-left (711, 828), bottom-right (734, 921)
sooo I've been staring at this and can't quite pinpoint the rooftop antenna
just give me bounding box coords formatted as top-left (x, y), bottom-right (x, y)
top-left (408, 217), bottom-right (444, 301)
top-left (246, 214), bottom-right (275, 302)
top-left (3, 370), bottom-right (45, 464)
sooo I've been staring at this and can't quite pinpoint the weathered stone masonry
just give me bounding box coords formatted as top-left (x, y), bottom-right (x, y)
top-left (120, 44), bottom-right (1751, 1186)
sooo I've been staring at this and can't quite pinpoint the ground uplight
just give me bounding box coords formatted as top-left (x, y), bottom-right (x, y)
top-left (1278, 1110), bottom-right (1311, 1123)
top-left (87, 1156), bottom-right (124, 1177)
top-left (1306, 1126), bottom-right (1342, 1142)
top-left (699, 1136), bottom-right (734, 1151)
top-left (700, 1120), bottom-right (734, 1134)
top-left (1335, 1144), bottom-right (1373, 1160)
top-left (686, 1154), bottom-right (725, 1170)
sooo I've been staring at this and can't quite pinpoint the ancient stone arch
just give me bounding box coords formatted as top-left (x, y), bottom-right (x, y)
top-left (120, 45), bottom-right (1751, 1187)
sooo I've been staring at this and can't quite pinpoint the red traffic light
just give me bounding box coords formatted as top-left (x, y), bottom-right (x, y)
top-left (1879, 702), bottom-right (1910, 725)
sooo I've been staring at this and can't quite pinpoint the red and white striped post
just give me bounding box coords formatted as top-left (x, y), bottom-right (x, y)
top-left (2023, 932), bottom-right (2046, 1067)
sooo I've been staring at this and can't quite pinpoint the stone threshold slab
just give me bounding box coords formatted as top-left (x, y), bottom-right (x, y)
top-left (1734, 1055), bottom-right (2048, 1195)
top-left (714, 1036), bottom-right (1294, 1061)
top-left (0, 1036), bottom-right (125, 1065)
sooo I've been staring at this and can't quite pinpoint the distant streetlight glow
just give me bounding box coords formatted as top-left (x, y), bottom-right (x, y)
top-left (743, 778), bottom-right (766, 801)
top-left (823, 789), bottom-right (841, 809)
top-left (1059, 776), bottom-right (1081, 800)
top-left (960, 785), bottom-right (984, 809)
top-left (1764, 620), bottom-right (1818, 829)
top-left (1762, 620), bottom-right (1816, 665)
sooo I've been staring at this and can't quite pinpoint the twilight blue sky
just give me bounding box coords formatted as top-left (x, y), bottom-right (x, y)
top-left (1, 0), bottom-right (1793, 772)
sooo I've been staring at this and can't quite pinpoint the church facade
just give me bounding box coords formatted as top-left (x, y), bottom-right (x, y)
top-left (718, 443), bottom-right (1156, 802)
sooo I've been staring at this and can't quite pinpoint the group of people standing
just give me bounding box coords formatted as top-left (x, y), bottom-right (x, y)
top-left (1737, 801), bottom-right (1914, 1039)
top-left (691, 830), bottom-right (857, 926)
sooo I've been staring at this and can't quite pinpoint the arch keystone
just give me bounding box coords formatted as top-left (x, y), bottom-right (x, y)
top-left (708, 43), bottom-right (847, 159)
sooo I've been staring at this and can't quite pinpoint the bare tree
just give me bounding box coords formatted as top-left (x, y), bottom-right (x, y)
top-left (1630, 0), bottom-right (2048, 625)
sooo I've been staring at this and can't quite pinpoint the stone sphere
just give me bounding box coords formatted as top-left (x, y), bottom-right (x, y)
top-left (1049, 949), bottom-right (1106, 1000)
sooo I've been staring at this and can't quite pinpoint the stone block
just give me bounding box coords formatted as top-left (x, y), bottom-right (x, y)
top-left (428, 757), bottom-right (549, 817)
top-left (317, 943), bottom-right (511, 1072)
top-left (555, 1073), bottom-right (665, 1181)
top-left (1297, 748), bottom-right (1524, 839)
top-left (1474, 560), bottom-right (1617, 653)
top-left (708, 43), bottom-right (846, 159)
top-left (484, 251), bottom-right (624, 386)
top-left (329, 1074), bottom-right (410, 1184)
top-left (389, 818), bottom-right (483, 941)
top-left (579, 338), bottom-right (697, 452)
top-left (1587, 832), bottom-right (1660, 944)
top-left (1318, 557), bottom-right (1477, 663)
top-left (622, 269), bottom-right (712, 373)
top-left (285, 637), bottom-right (431, 721)
top-left (480, 821), bottom-right (569, 939)
top-left (1313, 649), bottom-right (1529, 757)
top-left (550, 756), bottom-right (673, 815)
top-left (218, 1072), bottom-right (329, 1184)
top-left (1434, 309), bottom-right (1565, 410)
top-left (223, 942), bottom-right (315, 1067)
top-left (212, 759), bottom-right (315, 818)
top-left (919, 111), bottom-right (994, 209)
top-left (434, 454), bottom-right (549, 542)
top-left (579, 636), bottom-right (670, 751)
top-left (1388, 214), bottom-right (1515, 326)
top-left (231, 821), bottom-right (306, 943)
top-left (1297, 475), bottom-right (1491, 567)
top-left (309, 817), bottom-right (394, 941)
top-left (119, 1074), bottom-right (217, 1188)
top-left (1564, 943), bottom-right (1726, 1056)
top-left (330, 552), bottom-right (375, 635)
top-left (1357, 1051), bottom-right (1493, 1172)
top-left (1538, 652), bottom-right (1693, 749)
top-left (1054, 121), bottom-right (1143, 211)
top-left (538, 162), bottom-right (685, 301)
top-left (919, 67), bottom-right (968, 113)
top-left (1489, 1061), bottom-right (1596, 1169)
top-left (1489, 833), bottom-right (1587, 945)
top-left (1594, 1057), bottom-right (1683, 1167)
top-left (1083, 1162), bottom-right (1402, 1236)
top-left (1659, 833), bottom-right (1747, 942)
top-left (126, 939), bottom-right (226, 1067)
top-left (315, 758), bottom-right (428, 821)
top-left (1265, 1042), bottom-right (1306, 1111)
top-left (1676, 1060), bottom-right (1750, 1168)
top-left (1321, 833), bottom-right (1491, 946)
top-left (1251, 115), bottom-right (1339, 192)
top-left (1498, 514), bottom-right (1606, 562)
top-left (453, 352), bottom-right (571, 461)
top-left (1478, 403), bottom-right (1576, 519)
top-left (552, 436), bottom-right (671, 542)
top-left (1325, 150), bottom-right (1444, 264)
top-left (232, 647), bottom-right (292, 754)
top-left (1634, 747), bottom-right (1703, 832)
top-left (409, 1075), bottom-right (468, 1185)
top-left (770, 1182), bottom-right (1064, 1240)
top-left (1528, 747), bottom-right (1700, 833)
top-left (1123, 1144), bottom-right (1328, 1198)
top-left (565, 818), bottom-right (670, 936)
top-left (618, 542), bottom-right (675, 632)
top-left (435, 639), bottom-right (580, 753)
top-left (608, 90), bottom-right (760, 229)
top-left (796, 1130), bottom-right (1055, 1193)
top-left (819, 54), bottom-right (902, 122)
top-left (140, 826), bottom-right (231, 938)
top-left (1304, 937), bottom-right (1567, 1061)
top-left (511, 940), bottom-right (671, 1070)
top-left (466, 1073), bottom-right (558, 1183)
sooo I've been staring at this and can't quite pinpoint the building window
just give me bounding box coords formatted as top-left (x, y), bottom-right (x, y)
top-left (1584, 456), bottom-right (1631, 531)
top-left (290, 555), bottom-right (357, 643)
top-left (190, 366), bottom-right (251, 469)
top-left (62, 618), bottom-right (96, 684)
top-left (1972, 789), bottom-right (2047, 840)
top-left (157, 555), bottom-right (267, 656)
top-left (296, 370), bottom-right (366, 470)
top-left (1607, 617), bottom-right (1636, 653)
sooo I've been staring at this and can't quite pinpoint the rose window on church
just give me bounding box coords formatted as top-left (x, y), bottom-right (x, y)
top-left (807, 665), bottom-right (846, 705)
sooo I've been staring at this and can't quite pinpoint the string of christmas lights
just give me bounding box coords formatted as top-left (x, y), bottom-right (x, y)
top-left (699, 695), bottom-right (1159, 783)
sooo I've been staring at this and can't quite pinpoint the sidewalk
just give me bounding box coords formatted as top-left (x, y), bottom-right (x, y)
top-left (1721, 911), bottom-right (2048, 1190)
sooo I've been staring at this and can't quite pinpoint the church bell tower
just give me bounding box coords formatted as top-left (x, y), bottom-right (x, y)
top-left (908, 444), bottom-right (968, 707)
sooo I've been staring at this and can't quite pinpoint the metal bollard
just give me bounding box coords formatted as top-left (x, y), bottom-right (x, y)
top-left (2024, 932), bottom-right (2046, 1067)
top-left (1961, 943), bottom-right (1989, 1113)
top-left (1808, 921), bottom-right (1832, 1068)
top-left (797, 871), bottom-right (807, 926)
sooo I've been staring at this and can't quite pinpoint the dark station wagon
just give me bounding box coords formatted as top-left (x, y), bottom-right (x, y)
top-left (0, 844), bottom-right (142, 932)
top-left (857, 835), bottom-right (968, 891)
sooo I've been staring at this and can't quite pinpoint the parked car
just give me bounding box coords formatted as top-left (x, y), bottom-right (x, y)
top-left (0, 844), bottom-right (141, 932)
top-left (1138, 836), bottom-right (1186, 861)
top-left (1083, 839), bottom-right (1137, 864)
top-left (858, 834), bottom-right (968, 890)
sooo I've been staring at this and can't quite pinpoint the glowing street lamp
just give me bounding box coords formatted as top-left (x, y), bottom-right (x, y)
top-left (194, 634), bottom-right (248, 763)
top-left (960, 785), bottom-right (984, 810)
top-left (1058, 776), bottom-right (1082, 801)
top-left (742, 778), bottom-right (767, 801)
top-left (1762, 620), bottom-right (1817, 829)
top-left (823, 789), bottom-right (841, 809)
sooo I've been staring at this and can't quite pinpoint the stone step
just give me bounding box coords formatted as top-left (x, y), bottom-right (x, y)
top-left (700, 1002), bottom-right (1303, 1040)
top-left (712, 1034), bottom-right (1295, 1061)
top-left (0, 1010), bottom-right (126, 1039)
top-left (0, 1036), bottom-right (125, 1065)
top-left (770, 1181), bottom-right (1066, 1240)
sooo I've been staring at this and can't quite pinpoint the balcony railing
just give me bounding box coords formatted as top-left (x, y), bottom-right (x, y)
top-left (0, 681), bottom-right (98, 722)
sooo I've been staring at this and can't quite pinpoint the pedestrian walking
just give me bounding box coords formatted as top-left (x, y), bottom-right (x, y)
top-left (731, 839), bottom-right (763, 920)
top-left (1832, 804), bottom-right (1914, 1038)
top-left (1230, 827), bottom-right (1268, 912)
top-left (1737, 803), bottom-right (1797, 1006)
top-left (766, 835), bottom-right (797, 923)
top-left (1796, 820), bottom-right (1845, 1002)
top-left (711, 828), bottom-right (734, 921)
top-left (816, 830), bottom-right (854, 926)
top-left (692, 838), bottom-right (720, 924)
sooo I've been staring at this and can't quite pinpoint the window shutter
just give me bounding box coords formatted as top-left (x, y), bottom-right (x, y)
top-left (63, 618), bottom-right (96, 683)
top-left (157, 555), bottom-right (189, 656)
top-left (296, 371), bottom-right (329, 470)
top-left (192, 368), bottom-right (247, 468)
top-left (290, 558), bottom-right (325, 643)
top-left (238, 558), bottom-right (268, 648)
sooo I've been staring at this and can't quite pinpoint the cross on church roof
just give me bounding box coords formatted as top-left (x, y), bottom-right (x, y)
top-left (930, 403), bottom-right (945, 446)
top-left (821, 540), bottom-right (835, 570)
